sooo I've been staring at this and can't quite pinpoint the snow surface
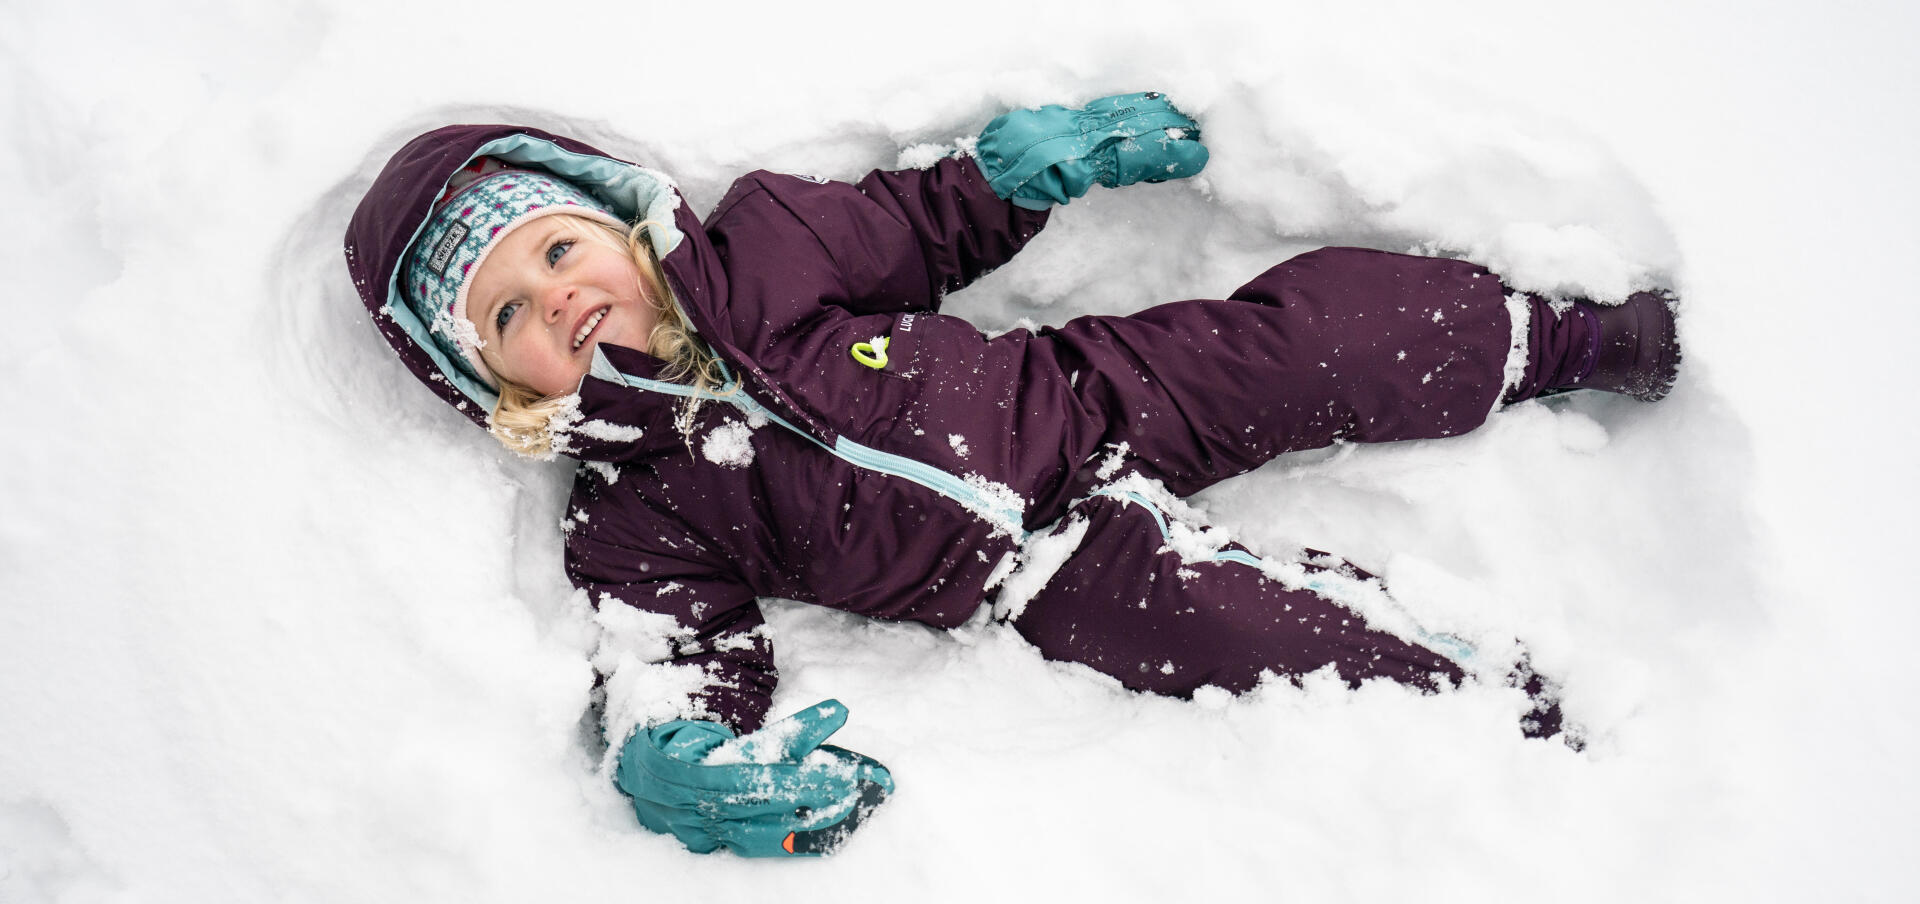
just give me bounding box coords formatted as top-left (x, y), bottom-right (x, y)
top-left (4, 0), bottom-right (1918, 900)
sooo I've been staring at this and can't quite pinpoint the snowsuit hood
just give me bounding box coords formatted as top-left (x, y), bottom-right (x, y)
top-left (344, 124), bottom-right (694, 429)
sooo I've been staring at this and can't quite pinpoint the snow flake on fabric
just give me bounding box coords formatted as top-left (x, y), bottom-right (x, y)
top-left (991, 515), bottom-right (1091, 622)
top-left (542, 397), bottom-right (645, 460)
top-left (576, 419), bottom-right (646, 443)
top-left (896, 141), bottom-right (969, 170)
top-left (701, 421), bottom-right (755, 468)
top-left (1498, 291), bottom-right (1532, 412)
top-left (1095, 441), bottom-right (1133, 480)
top-left (588, 592), bottom-right (715, 763)
top-left (960, 473), bottom-right (1027, 539)
top-left (711, 627), bottom-right (766, 653)
top-left (703, 708), bottom-right (812, 765)
top-left (982, 549), bottom-right (1019, 591)
top-left (593, 594), bottom-right (692, 663)
top-left (533, 395), bottom-right (587, 459)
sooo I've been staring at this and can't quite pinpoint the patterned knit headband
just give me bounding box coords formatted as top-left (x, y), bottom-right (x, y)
top-left (404, 159), bottom-right (625, 389)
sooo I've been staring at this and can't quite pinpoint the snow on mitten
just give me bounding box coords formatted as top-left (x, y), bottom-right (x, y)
top-left (976, 91), bottom-right (1209, 209)
top-left (614, 700), bottom-right (894, 857)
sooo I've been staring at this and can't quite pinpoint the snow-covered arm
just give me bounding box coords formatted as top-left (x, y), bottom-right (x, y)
top-left (573, 558), bottom-right (779, 746)
top-left (581, 566), bottom-right (902, 857)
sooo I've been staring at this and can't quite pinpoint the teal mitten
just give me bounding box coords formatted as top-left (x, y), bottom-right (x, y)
top-left (976, 91), bottom-right (1209, 209)
top-left (614, 700), bottom-right (894, 857)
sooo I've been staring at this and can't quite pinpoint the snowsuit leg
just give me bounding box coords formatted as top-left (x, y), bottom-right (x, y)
top-left (1034, 246), bottom-right (1527, 507)
top-left (1004, 247), bottom-right (1541, 700)
top-left (1004, 487), bottom-right (1465, 697)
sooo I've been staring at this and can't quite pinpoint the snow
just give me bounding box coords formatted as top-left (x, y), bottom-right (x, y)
top-left (703, 703), bottom-right (842, 767)
top-left (4, 0), bottom-right (1918, 901)
top-left (572, 418), bottom-right (645, 444)
top-left (959, 472), bottom-right (1029, 539)
top-left (700, 420), bottom-right (755, 468)
top-left (989, 516), bottom-right (1092, 623)
top-left (584, 460), bottom-right (619, 485)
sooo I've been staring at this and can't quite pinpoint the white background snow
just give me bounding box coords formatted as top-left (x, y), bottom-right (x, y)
top-left (4, 0), bottom-right (1917, 900)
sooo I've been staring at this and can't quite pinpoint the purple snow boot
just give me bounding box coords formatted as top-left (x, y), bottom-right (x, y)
top-left (1550, 291), bottom-right (1683, 402)
top-left (1511, 657), bottom-right (1582, 750)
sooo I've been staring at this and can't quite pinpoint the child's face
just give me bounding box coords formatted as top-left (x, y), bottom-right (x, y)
top-left (465, 218), bottom-right (659, 397)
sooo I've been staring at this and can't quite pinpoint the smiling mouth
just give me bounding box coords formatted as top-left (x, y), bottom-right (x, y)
top-left (573, 308), bottom-right (608, 350)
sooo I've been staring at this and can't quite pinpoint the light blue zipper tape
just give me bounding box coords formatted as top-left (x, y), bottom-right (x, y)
top-left (596, 350), bottom-right (1027, 537)
top-left (1094, 489), bottom-right (1265, 569)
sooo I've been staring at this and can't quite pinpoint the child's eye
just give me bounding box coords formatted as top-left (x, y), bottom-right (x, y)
top-left (546, 241), bottom-right (572, 267)
top-left (494, 301), bottom-right (520, 332)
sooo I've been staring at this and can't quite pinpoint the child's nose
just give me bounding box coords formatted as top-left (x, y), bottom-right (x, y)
top-left (541, 284), bottom-right (575, 319)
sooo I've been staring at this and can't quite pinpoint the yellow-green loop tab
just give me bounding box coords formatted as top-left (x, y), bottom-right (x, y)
top-left (851, 336), bottom-right (890, 370)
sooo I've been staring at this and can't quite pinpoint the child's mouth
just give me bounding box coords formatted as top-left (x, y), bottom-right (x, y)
top-left (573, 307), bottom-right (608, 351)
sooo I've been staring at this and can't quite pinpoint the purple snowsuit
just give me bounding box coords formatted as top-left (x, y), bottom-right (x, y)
top-left (346, 125), bottom-right (1568, 733)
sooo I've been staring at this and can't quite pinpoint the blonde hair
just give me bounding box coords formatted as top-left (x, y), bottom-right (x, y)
top-left (486, 214), bottom-right (728, 457)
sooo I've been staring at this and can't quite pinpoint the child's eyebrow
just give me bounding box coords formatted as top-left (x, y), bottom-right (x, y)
top-left (486, 227), bottom-right (555, 293)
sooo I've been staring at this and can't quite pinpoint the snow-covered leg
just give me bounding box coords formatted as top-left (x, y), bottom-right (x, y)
top-left (1003, 484), bottom-right (1467, 699)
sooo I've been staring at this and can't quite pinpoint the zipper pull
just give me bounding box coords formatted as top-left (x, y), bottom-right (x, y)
top-left (850, 336), bottom-right (890, 370)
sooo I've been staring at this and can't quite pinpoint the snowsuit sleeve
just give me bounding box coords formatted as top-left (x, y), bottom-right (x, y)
top-left (704, 155), bottom-right (1050, 321)
top-left (569, 534), bottom-right (779, 737)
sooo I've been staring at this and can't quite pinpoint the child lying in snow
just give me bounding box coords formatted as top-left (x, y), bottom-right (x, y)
top-left (343, 93), bottom-right (1680, 857)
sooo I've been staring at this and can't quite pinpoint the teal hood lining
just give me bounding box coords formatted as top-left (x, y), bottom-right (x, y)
top-left (383, 134), bottom-right (687, 411)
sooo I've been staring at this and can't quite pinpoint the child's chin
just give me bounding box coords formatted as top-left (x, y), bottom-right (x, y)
top-left (595, 325), bottom-right (643, 353)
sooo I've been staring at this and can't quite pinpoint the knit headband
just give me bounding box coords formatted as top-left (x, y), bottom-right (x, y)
top-left (403, 159), bottom-right (626, 389)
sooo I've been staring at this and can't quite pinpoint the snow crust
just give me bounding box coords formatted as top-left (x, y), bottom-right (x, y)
top-left (3, 1), bottom-right (1917, 901)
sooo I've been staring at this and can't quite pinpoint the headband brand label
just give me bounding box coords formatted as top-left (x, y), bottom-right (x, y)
top-left (427, 222), bottom-right (469, 276)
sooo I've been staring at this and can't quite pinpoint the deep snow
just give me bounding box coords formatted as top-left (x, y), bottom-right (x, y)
top-left (3, 0), bottom-right (1917, 900)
